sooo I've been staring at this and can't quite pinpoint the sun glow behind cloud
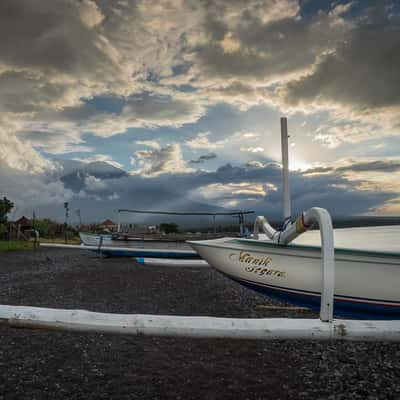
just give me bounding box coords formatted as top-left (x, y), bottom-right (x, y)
top-left (288, 156), bottom-right (312, 172)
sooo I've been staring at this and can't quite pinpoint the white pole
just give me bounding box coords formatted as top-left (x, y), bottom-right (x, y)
top-left (281, 117), bottom-right (291, 221)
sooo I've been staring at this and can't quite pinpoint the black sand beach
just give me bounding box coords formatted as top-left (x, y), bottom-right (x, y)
top-left (1, 248), bottom-right (400, 399)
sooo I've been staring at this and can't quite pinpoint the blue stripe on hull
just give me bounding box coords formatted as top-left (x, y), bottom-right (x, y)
top-left (96, 249), bottom-right (200, 259)
top-left (226, 274), bottom-right (400, 320)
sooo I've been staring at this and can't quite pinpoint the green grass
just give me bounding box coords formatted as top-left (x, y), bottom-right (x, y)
top-left (0, 240), bottom-right (34, 252)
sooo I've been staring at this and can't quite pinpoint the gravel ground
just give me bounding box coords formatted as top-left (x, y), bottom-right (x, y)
top-left (0, 248), bottom-right (400, 399)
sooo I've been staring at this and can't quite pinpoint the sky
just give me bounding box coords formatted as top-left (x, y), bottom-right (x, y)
top-left (0, 0), bottom-right (400, 224)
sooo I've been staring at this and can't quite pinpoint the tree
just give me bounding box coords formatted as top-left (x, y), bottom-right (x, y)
top-left (160, 222), bottom-right (179, 234)
top-left (34, 218), bottom-right (60, 238)
top-left (0, 197), bottom-right (14, 224)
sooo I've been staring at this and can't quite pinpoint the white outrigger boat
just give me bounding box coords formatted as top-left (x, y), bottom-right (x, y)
top-left (189, 118), bottom-right (400, 320)
top-left (189, 235), bottom-right (400, 319)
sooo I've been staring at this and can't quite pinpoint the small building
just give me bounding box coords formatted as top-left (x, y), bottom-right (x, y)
top-left (98, 219), bottom-right (118, 232)
top-left (15, 216), bottom-right (32, 231)
top-left (6, 216), bottom-right (32, 240)
top-left (147, 225), bottom-right (158, 233)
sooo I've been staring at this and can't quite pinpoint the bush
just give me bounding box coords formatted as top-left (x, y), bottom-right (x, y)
top-left (34, 218), bottom-right (61, 238)
top-left (160, 222), bottom-right (179, 234)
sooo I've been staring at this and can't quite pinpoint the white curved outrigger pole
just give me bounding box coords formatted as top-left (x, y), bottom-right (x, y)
top-left (253, 117), bottom-right (335, 322)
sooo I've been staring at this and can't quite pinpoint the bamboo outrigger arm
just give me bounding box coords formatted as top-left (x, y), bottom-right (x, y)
top-left (253, 207), bottom-right (335, 322)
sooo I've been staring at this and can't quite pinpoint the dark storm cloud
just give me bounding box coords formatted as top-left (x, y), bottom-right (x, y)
top-left (336, 160), bottom-right (400, 173)
top-left (51, 93), bottom-right (205, 127)
top-left (0, 71), bottom-right (73, 113)
top-left (48, 160), bottom-right (397, 220)
top-left (304, 160), bottom-right (400, 175)
top-left (303, 166), bottom-right (334, 175)
top-left (189, 153), bottom-right (217, 164)
top-left (284, 4), bottom-right (400, 110)
top-left (0, 0), bottom-right (113, 78)
top-left (194, 1), bottom-right (347, 81)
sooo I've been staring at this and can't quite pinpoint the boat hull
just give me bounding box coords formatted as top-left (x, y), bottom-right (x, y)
top-left (41, 243), bottom-right (200, 259)
top-left (79, 232), bottom-right (113, 246)
top-left (188, 238), bottom-right (400, 320)
top-left (99, 246), bottom-right (200, 259)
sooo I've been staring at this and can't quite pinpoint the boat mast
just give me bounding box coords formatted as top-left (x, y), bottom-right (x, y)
top-left (281, 117), bottom-right (291, 221)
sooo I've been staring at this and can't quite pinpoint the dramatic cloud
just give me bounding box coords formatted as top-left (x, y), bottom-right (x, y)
top-left (135, 140), bottom-right (161, 150)
top-left (304, 159), bottom-right (400, 175)
top-left (0, 160), bottom-right (73, 215)
top-left (0, 0), bottom-right (399, 219)
top-left (0, 0), bottom-right (206, 169)
top-left (84, 175), bottom-right (107, 191)
top-left (190, 1), bottom-right (349, 83)
top-left (72, 154), bottom-right (124, 169)
top-left (191, 182), bottom-right (267, 208)
top-left (336, 160), bottom-right (400, 174)
top-left (0, 117), bottom-right (53, 173)
top-left (284, 10), bottom-right (400, 111)
top-left (281, 4), bottom-right (400, 145)
top-left (131, 144), bottom-right (191, 177)
top-left (185, 132), bottom-right (226, 150)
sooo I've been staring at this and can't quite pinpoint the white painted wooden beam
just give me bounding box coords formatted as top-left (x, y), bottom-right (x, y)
top-left (253, 207), bottom-right (335, 322)
top-left (1, 305), bottom-right (400, 341)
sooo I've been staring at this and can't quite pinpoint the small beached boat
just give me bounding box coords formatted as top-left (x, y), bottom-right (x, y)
top-left (79, 232), bottom-right (113, 246)
top-left (188, 118), bottom-right (400, 320)
top-left (79, 209), bottom-right (254, 259)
